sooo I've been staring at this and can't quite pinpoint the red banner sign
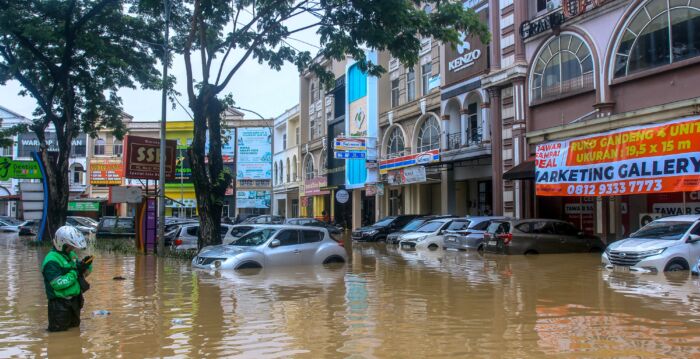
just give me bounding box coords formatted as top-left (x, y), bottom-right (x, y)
top-left (123, 135), bottom-right (177, 180)
top-left (304, 176), bottom-right (329, 196)
top-left (536, 116), bottom-right (700, 197)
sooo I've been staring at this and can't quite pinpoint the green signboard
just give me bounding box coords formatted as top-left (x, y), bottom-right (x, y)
top-left (0, 157), bottom-right (42, 180)
top-left (68, 201), bottom-right (100, 212)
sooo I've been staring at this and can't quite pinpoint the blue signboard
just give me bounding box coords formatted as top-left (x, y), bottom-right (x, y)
top-left (334, 151), bottom-right (366, 159)
top-left (236, 128), bottom-right (272, 179)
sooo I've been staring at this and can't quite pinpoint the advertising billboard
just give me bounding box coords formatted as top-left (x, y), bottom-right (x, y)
top-left (236, 190), bottom-right (271, 208)
top-left (123, 135), bottom-right (177, 180)
top-left (443, 6), bottom-right (489, 87)
top-left (236, 128), bottom-right (272, 179)
top-left (535, 116), bottom-right (700, 197)
top-left (89, 158), bottom-right (123, 185)
top-left (206, 128), bottom-right (235, 163)
top-left (17, 133), bottom-right (86, 158)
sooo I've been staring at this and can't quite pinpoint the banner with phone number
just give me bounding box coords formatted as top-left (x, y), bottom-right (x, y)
top-left (536, 116), bottom-right (700, 197)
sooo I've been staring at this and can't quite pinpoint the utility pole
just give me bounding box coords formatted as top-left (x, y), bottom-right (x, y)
top-left (157, 0), bottom-right (170, 254)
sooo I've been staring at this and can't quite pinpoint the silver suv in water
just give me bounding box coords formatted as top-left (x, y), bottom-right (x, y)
top-left (443, 216), bottom-right (507, 251)
top-left (603, 215), bottom-right (700, 273)
top-left (192, 225), bottom-right (347, 270)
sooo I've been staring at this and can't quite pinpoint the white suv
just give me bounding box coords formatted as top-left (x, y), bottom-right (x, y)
top-left (602, 215), bottom-right (700, 273)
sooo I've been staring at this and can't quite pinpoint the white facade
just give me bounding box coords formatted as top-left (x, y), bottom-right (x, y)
top-left (272, 105), bottom-right (301, 217)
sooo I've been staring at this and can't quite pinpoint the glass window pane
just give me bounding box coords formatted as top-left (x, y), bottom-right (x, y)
top-left (614, 53), bottom-right (629, 77)
top-left (549, 38), bottom-right (560, 53)
top-left (561, 51), bottom-right (582, 81)
top-left (645, 0), bottom-right (667, 19)
top-left (543, 52), bottom-right (561, 91)
top-left (618, 30), bottom-right (637, 56)
top-left (301, 230), bottom-right (323, 244)
top-left (628, 13), bottom-right (671, 74)
top-left (670, 0), bottom-right (688, 7)
top-left (568, 36), bottom-right (582, 52)
top-left (276, 230), bottom-right (300, 246)
top-left (581, 55), bottom-right (593, 73)
top-left (670, 8), bottom-right (700, 62)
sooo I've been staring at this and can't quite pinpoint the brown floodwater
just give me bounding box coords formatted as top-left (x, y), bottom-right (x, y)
top-left (2, 233), bottom-right (700, 358)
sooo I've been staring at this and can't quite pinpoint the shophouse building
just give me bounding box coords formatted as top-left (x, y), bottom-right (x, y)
top-left (0, 106), bottom-right (30, 217)
top-left (508, 0), bottom-right (700, 241)
top-left (272, 105), bottom-right (301, 218)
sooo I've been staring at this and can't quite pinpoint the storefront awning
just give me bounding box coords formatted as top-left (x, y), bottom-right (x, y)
top-left (503, 159), bottom-right (535, 180)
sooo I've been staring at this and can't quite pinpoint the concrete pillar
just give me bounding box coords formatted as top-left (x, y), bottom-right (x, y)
top-left (489, 0), bottom-right (501, 70)
top-left (441, 167), bottom-right (455, 215)
top-left (441, 115), bottom-right (449, 151)
top-left (460, 111), bottom-right (468, 146)
top-left (481, 103), bottom-right (491, 142)
top-left (352, 189), bottom-right (362, 230)
top-left (513, 0), bottom-right (526, 63)
top-left (488, 87), bottom-right (504, 215)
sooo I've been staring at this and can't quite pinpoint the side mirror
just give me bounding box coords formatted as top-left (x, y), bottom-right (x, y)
top-left (688, 234), bottom-right (700, 243)
top-left (269, 239), bottom-right (281, 248)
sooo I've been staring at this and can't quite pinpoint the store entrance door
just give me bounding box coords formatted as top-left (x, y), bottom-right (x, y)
top-left (362, 191), bottom-right (376, 226)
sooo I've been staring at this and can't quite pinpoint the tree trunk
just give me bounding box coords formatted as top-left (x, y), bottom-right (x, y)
top-left (39, 142), bottom-right (70, 242)
top-left (189, 87), bottom-right (232, 249)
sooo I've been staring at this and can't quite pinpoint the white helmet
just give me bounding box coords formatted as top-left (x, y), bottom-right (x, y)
top-left (53, 225), bottom-right (87, 251)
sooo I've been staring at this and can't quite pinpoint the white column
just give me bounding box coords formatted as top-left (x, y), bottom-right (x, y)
top-left (481, 106), bottom-right (491, 142)
top-left (441, 116), bottom-right (449, 151)
top-left (460, 112), bottom-right (468, 146)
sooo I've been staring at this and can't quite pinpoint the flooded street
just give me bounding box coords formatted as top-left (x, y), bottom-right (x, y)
top-left (2, 235), bottom-right (700, 358)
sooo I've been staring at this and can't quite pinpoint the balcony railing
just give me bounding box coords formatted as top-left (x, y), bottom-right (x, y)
top-left (446, 129), bottom-right (484, 151)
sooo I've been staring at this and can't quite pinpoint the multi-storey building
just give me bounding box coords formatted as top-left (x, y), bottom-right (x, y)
top-left (272, 105), bottom-right (301, 217)
top-left (0, 106), bottom-right (30, 217)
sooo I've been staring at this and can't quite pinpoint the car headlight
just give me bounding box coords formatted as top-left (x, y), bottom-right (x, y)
top-left (367, 230), bottom-right (378, 236)
top-left (639, 247), bottom-right (666, 257)
top-left (416, 236), bottom-right (427, 242)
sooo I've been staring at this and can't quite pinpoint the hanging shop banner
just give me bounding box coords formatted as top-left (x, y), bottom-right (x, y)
top-left (387, 166), bottom-right (427, 185)
top-left (0, 157), bottom-right (42, 180)
top-left (379, 149), bottom-right (440, 174)
top-left (535, 116), bottom-right (700, 197)
top-left (170, 146), bottom-right (192, 182)
top-left (334, 137), bottom-right (366, 151)
top-left (236, 128), bottom-right (272, 179)
top-left (236, 190), bottom-right (271, 209)
top-left (123, 135), bottom-right (177, 180)
top-left (304, 176), bottom-right (330, 196)
top-left (89, 158), bottom-right (123, 185)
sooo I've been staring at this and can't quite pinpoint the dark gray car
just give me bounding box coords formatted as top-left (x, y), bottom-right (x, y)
top-left (483, 219), bottom-right (604, 255)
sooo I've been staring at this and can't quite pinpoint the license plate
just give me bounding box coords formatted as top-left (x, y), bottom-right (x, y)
top-left (613, 265), bottom-right (630, 272)
top-left (401, 244), bottom-right (411, 249)
top-left (488, 240), bottom-right (497, 246)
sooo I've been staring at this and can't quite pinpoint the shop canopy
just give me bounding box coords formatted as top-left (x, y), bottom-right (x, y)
top-left (503, 159), bottom-right (535, 180)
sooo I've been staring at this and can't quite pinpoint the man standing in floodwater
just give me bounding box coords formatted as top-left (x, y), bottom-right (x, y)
top-left (41, 226), bottom-right (93, 332)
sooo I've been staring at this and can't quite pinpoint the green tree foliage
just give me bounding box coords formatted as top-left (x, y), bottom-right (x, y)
top-left (174, 0), bottom-right (489, 249)
top-left (0, 0), bottom-right (164, 239)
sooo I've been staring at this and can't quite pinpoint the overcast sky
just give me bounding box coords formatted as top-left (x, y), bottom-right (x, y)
top-left (0, 13), bottom-right (320, 123)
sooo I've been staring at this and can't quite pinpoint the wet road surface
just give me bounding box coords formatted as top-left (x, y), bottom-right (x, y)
top-left (2, 234), bottom-right (700, 358)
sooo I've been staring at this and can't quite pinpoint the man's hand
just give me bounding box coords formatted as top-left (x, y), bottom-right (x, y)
top-left (77, 255), bottom-right (94, 274)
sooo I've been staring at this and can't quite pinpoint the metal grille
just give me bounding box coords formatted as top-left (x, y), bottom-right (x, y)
top-left (196, 257), bottom-right (226, 266)
top-left (607, 251), bottom-right (644, 267)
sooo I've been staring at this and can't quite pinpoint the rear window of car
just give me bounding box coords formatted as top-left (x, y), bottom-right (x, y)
top-left (186, 226), bottom-right (199, 236)
top-left (447, 220), bottom-right (470, 231)
top-left (276, 230), bottom-right (300, 246)
top-left (301, 230), bottom-right (323, 244)
top-left (101, 218), bottom-right (117, 229)
top-left (515, 223), bottom-right (533, 233)
top-left (488, 222), bottom-right (510, 234)
top-left (471, 220), bottom-right (491, 231)
top-left (116, 219), bottom-right (134, 230)
top-left (231, 226), bottom-right (252, 237)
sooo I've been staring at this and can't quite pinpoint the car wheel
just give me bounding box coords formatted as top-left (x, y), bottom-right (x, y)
top-left (477, 245), bottom-right (484, 252)
top-left (323, 255), bottom-right (346, 264)
top-left (428, 244), bottom-right (438, 250)
top-left (665, 260), bottom-right (688, 272)
top-left (235, 261), bottom-right (262, 270)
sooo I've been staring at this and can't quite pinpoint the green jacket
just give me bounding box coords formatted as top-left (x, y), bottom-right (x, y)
top-left (41, 249), bottom-right (82, 300)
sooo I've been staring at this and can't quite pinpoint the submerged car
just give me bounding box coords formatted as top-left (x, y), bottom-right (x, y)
top-left (96, 217), bottom-right (136, 239)
top-left (399, 218), bottom-right (469, 250)
top-left (352, 215), bottom-right (420, 242)
top-left (386, 215), bottom-right (456, 244)
top-left (192, 225), bottom-right (347, 270)
top-left (443, 216), bottom-right (507, 251)
top-left (172, 224), bottom-right (258, 251)
top-left (604, 215), bottom-right (700, 273)
top-left (285, 218), bottom-right (343, 235)
top-left (242, 215), bottom-right (285, 224)
top-left (483, 219), bottom-right (604, 255)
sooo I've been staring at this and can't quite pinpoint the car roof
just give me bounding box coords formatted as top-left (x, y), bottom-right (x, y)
top-left (425, 218), bottom-right (453, 223)
top-left (251, 224), bottom-right (326, 231)
top-left (655, 215), bottom-right (700, 222)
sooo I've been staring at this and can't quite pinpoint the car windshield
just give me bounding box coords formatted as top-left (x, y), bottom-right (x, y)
top-left (630, 221), bottom-right (693, 240)
top-left (374, 217), bottom-right (396, 227)
top-left (73, 217), bottom-right (95, 227)
top-left (416, 221), bottom-right (444, 233)
top-left (230, 228), bottom-right (279, 246)
top-left (401, 219), bottom-right (426, 231)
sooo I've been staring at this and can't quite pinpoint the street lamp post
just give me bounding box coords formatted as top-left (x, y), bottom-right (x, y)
top-left (157, 0), bottom-right (170, 254)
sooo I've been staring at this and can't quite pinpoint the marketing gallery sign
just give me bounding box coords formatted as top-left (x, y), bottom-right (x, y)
top-left (535, 116), bottom-right (700, 197)
top-left (123, 135), bottom-right (177, 180)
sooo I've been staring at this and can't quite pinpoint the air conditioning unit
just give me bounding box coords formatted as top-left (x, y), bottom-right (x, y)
top-left (638, 213), bottom-right (663, 228)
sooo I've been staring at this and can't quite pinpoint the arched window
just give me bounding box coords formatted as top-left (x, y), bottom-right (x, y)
top-left (531, 34), bottom-right (593, 102)
top-left (94, 138), bottom-right (105, 156)
top-left (113, 139), bottom-right (122, 157)
top-left (279, 160), bottom-right (284, 184)
top-left (613, 0), bottom-right (700, 78)
top-left (417, 117), bottom-right (440, 153)
top-left (70, 163), bottom-right (84, 185)
top-left (386, 127), bottom-right (405, 158)
top-left (319, 149), bottom-right (327, 175)
top-left (304, 156), bottom-right (315, 180)
top-left (286, 158), bottom-right (291, 182)
top-left (292, 155), bottom-right (298, 181)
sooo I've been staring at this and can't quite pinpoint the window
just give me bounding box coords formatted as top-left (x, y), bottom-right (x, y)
top-left (231, 226), bottom-right (252, 237)
top-left (406, 67), bottom-right (416, 102)
top-left (282, 134), bottom-right (287, 149)
top-left (447, 220), bottom-right (470, 231)
top-left (286, 158), bottom-right (291, 182)
top-left (310, 118), bottom-right (316, 140)
top-left (554, 222), bottom-right (580, 236)
top-left (319, 150), bottom-right (327, 175)
top-left (614, 1), bottom-right (700, 78)
top-left (301, 230), bottom-right (323, 244)
top-left (423, 4), bottom-right (432, 14)
top-left (292, 155), bottom-right (298, 181)
top-left (295, 127), bottom-right (300, 145)
top-left (94, 138), bottom-right (105, 155)
top-left (304, 156), bottom-right (315, 180)
top-left (531, 34), bottom-right (593, 101)
top-left (532, 221), bottom-right (555, 234)
top-left (472, 220), bottom-right (492, 231)
top-left (417, 117), bottom-right (441, 153)
top-left (386, 127), bottom-right (405, 158)
top-left (421, 63), bottom-right (432, 96)
top-left (537, 0), bottom-right (561, 12)
top-left (279, 160), bottom-right (284, 184)
top-left (391, 78), bottom-right (400, 107)
top-left (113, 140), bottom-right (122, 156)
top-left (515, 222), bottom-right (533, 233)
top-left (276, 230), bottom-right (300, 246)
top-left (310, 82), bottom-right (317, 104)
top-left (274, 162), bottom-right (278, 185)
top-left (467, 102), bottom-right (480, 143)
top-left (70, 163), bottom-right (84, 184)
